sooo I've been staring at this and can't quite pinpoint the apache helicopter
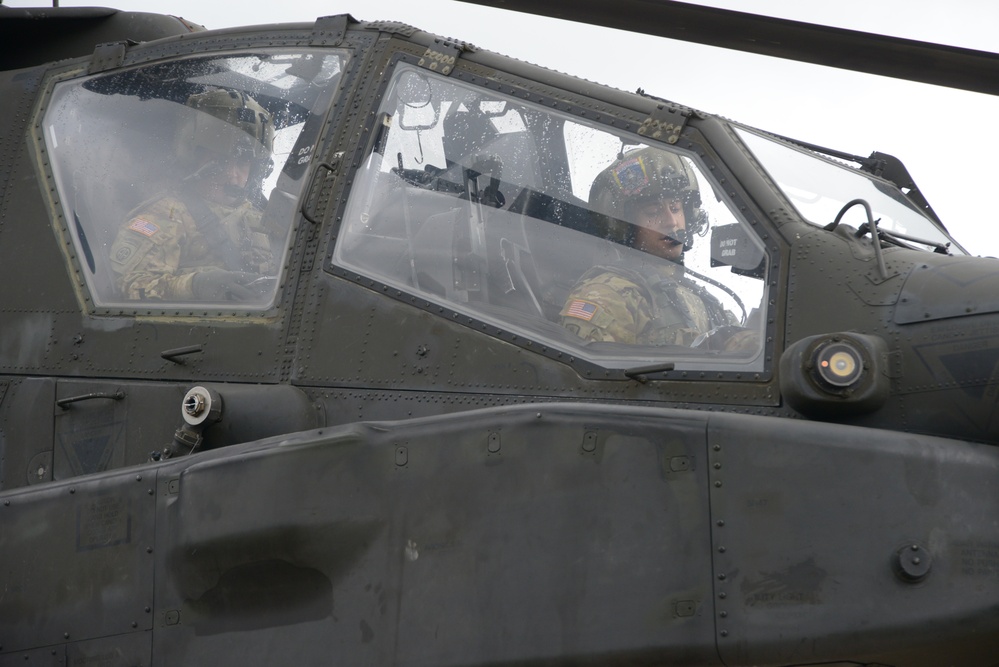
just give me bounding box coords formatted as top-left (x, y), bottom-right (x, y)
top-left (2, 2), bottom-right (999, 665)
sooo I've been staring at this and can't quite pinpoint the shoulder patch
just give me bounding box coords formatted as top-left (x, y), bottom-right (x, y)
top-left (563, 299), bottom-right (598, 322)
top-left (127, 217), bottom-right (160, 238)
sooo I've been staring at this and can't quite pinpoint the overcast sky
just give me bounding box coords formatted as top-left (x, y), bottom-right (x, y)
top-left (8, 0), bottom-right (999, 256)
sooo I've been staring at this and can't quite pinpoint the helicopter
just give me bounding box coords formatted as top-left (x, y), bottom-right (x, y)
top-left (2, 1), bottom-right (999, 665)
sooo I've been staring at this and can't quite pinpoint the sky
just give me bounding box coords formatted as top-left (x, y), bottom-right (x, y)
top-left (7, 0), bottom-right (999, 256)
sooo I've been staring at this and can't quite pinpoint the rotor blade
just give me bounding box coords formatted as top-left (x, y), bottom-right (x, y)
top-left (455, 0), bottom-right (999, 96)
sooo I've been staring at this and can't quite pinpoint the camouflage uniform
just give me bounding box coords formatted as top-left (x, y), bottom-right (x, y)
top-left (110, 190), bottom-right (274, 301)
top-left (560, 263), bottom-right (737, 346)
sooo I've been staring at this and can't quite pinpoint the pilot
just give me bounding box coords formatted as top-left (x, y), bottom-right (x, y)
top-left (110, 89), bottom-right (277, 302)
top-left (560, 147), bottom-right (751, 350)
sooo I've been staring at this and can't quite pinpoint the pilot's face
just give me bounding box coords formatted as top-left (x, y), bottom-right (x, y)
top-left (202, 156), bottom-right (252, 206)
top-left (633, 197), bottom-right (686, 261)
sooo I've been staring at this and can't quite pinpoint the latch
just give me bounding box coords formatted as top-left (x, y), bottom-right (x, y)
top-left (638, 104), bottom-right (690, 145)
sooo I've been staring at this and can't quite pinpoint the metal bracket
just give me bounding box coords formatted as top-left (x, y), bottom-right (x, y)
top-left (638, 104), bottom-right (690, 145)
top-left (311, 14), bottom-right (354, 47)
top-left (418, 39), bottom-right (462, 76)
top-left (89, 41), bottom-right (129, 74)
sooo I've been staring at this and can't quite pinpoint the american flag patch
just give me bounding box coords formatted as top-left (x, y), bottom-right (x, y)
top-left (128, 217), bottom-right (160, 237)
top-left (565, 299), bottom-right (598, 321)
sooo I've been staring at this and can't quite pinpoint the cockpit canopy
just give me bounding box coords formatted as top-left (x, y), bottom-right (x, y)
top-left (40, 49), bottom-right (347, 312)
top-left (334, 64), bottom-right (772, 373)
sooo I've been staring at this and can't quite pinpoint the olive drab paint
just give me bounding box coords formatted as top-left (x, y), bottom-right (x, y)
top-left (1, 5), bottom-right (999, 666)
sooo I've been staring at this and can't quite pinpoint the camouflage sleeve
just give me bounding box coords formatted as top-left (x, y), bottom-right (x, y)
top-left (109, 197), bottom-right (197, 301)
top-left (560, 270), bottom-right (653, 344)
top-left (216, 203), bottom-right (276, 275)
top-left (723, 328), bottom-right (760, 354)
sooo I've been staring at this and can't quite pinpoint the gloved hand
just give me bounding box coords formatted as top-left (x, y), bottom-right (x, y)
top-left (191, 269), bottom-right (258, 301)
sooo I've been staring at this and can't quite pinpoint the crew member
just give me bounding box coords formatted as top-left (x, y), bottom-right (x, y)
top-left (560, 147), bottom-right (748, 349)
top-left (110, 89), bottom-right (276, 302)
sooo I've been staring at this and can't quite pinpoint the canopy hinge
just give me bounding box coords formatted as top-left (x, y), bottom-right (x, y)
top-left (418, 39), bottom-right (463, 76)
top-left (89, 41), bottom-right (131, 74)
top-left (638, 104), bottom-right (690, 145)
top-left (311, 14), bottom-right (354, 46)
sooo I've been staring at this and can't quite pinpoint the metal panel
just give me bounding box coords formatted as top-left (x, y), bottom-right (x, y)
top-left (152, 404), bottom-right (719, 666)
top-left (0, 378), bottom-right (55, 490)
top-left (0, 646), bottom-right (62, 667)
top-left (54, 381), bottom-right (129, 480)
top-left (0, 470), bottom-right (157, 655)
top-left (67, 631), bottom-right (151, 667)
top-left (708, 413), bottom-right (999, 666)
top-left (895, 258), bottom-right (999, 325)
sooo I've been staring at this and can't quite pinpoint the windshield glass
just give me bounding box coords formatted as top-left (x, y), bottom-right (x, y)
top-left (335, 64), bottom-right (772, 374)
top-left (735, 127), bottom-right (965, 255)
top-left (42, 50), bottom-right (346, 311)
